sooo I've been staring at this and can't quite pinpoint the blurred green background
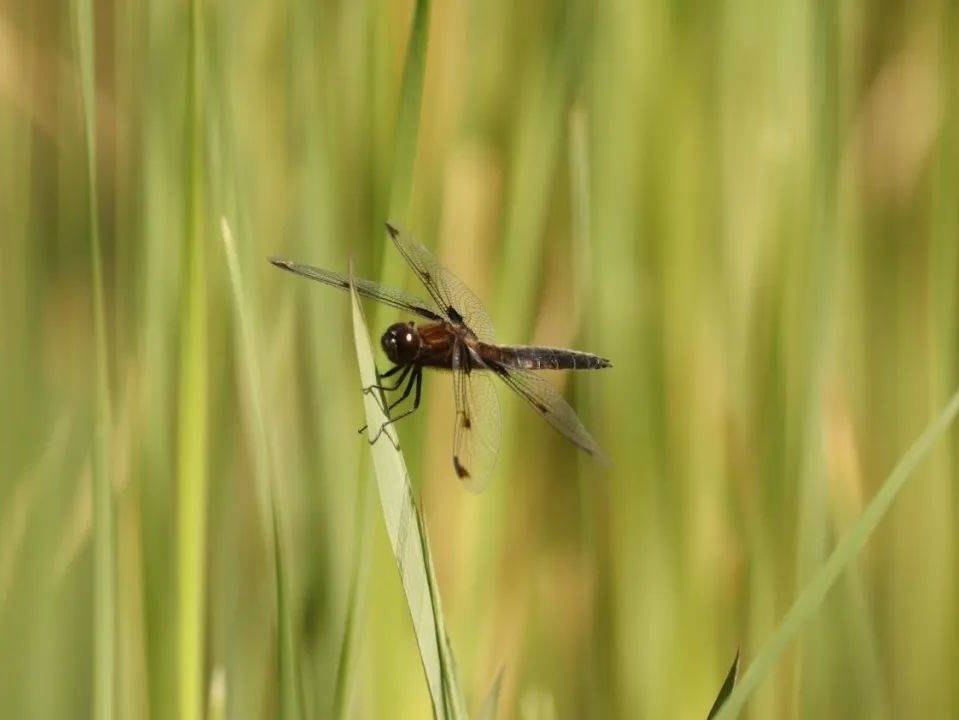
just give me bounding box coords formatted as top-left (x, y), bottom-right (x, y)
top-left (2, 0), bottom-right (958, 718)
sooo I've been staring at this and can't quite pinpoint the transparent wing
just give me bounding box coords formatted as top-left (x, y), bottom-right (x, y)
top-left (451, 345), bottom-right (502, 492)
top-left (270, 257), bottom-right (443, 322)
top-left (496, 367), bottom-right (607, 462)
top-left (385, 223), bottom-right (495, 341)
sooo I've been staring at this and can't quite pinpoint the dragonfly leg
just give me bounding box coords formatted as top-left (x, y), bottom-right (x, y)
top-left (365, 369), bottom-right (422, 444)
top-left (358, 365), bottom-right (417, 434)
top-left (385, 368), bottom-right (420, 412)
top-left (381, 363), bottom-right (405, 378)
top-left (362, 363), bottom-right (411, 395)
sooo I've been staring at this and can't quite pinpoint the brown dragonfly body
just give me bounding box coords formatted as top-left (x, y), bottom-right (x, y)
top-left (389, 320), bottom-right (611, 373)
top-left (271, 223), bottom-right (611, 490)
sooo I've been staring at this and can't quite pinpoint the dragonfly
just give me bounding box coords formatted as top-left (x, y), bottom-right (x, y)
top-left (270, 223), bottom-right (611, 491)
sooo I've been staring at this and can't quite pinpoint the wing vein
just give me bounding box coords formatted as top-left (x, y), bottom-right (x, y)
top-left (270, 257), bottom-right (442, 321)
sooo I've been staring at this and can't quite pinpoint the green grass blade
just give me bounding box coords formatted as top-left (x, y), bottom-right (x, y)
top-left (220, 220), bottom-right (274, 551)
top-left (706, 650), bottom-right (740, 720)
top-left (792, 0), bottom-right (839, 705)
top-left (477, 668), bottom-right (504, 720)
top-left (178, 2), bottom-right (209, 719)
top-left (714, 385), bottom-right (959, 719)
top-left (417, 509), bottom-right (467, 718)
top-left (272, 510), bottom-right (304, 720)
top-left (569, 104), bottom-right (610, 718)
top-left (221, 220), bottom-right (303, 719)
top-left (332, 477), bottom-right (375, 720)
top-left (494, 3), bottom-right (584, 340)
top-left (348, 266), bottom-right (466, 720)
top-left (73, 0), bottom-right (115, 717)
top-left (377, 0), bottom-right (432, 318)
top-left (387, 0), bottom-right (431, 221)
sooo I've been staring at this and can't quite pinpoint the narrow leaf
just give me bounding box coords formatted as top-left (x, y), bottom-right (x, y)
top-left (417, 508), bottom-right (467, 718)
top-left (348, 266), bottom-right (467, 720)
top-left (714, 385), bottom-right (959, 719)
top-left (377, 0), bottom-right (432, 320)
top-left (706, 650), bottom-right (740, 720)
top-left (222, 220), bottom-right (303, 719)
top-left (388, 0), bottom-right (432, 220)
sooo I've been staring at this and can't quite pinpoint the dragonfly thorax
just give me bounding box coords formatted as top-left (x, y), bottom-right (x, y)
top-left (381, 322), bottom-right (421, 365)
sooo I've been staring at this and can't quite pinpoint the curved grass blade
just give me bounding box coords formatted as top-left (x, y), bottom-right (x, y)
top-left (706, 650), bottom-right (740, 720)
top-left (714, 385), bottom-right (959, 719)
top-left (73, 0), bottom-right (115, 717)
top-left (221, 220), bottom-right (303, 719)
top-left (348, 265), bottom-right (466, 720)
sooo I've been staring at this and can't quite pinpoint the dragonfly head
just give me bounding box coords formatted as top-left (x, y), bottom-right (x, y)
top-left (381, 322), bottom-right (421, 365)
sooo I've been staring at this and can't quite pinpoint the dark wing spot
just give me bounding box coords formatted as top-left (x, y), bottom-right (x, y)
top-left (448, 306), bottom-right (464, 324)
top-left (535, 402), bottom-right (549, 414)
top-left (385, 222), bottom-right (400, 238)
top-left (453, 456), bottom-right (470, 479)
top-left (462, 413), bottom-right (472, 429)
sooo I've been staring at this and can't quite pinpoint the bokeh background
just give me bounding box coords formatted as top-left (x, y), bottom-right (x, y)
top-left (2, 0), bottom-right (958, 718)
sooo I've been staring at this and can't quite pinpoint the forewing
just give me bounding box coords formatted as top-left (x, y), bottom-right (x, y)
top-left (496, 367), bottom-right (607, 461)
top-left (451, 347), bottom-right (502, 492)
top-left (385, 223), bottom-right (495, 341)
top-left (270, 257), bottom-right (442, 321)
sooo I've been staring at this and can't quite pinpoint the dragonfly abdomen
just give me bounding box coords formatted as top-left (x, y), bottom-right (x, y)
top-left (484, 345), bottom-right (612, 371)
